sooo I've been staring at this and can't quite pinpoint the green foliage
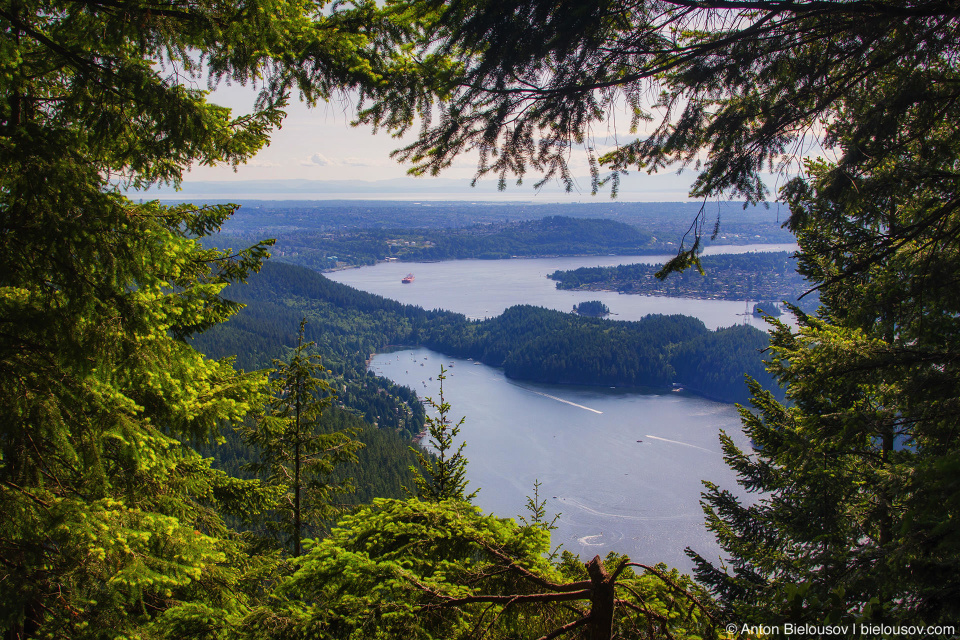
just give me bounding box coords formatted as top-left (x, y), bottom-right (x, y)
top-left (252, 498), bottom-right (561, 639)
top-left (670, 324), bottom-right (781, 405)
top-left (518, 479), bottom-right (561, 561)
top-left (0, 0), bottom-right (424, 634)
top-left (689, 153), bottom-right (960, 625)
top-left (409, 367), bottom-right (477, 503)
top-left (0, 190), bottom-right (277, 638)
top-left (239, 320), bottom-right (364, 557)
top-left (240, 498), bottom-right (719, 640)
top-left (572, 300), bottom-right (610, 317)
top-left (208, 404), bottom-right (423, 507)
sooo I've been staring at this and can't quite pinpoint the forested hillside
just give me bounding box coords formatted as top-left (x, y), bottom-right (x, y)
top-left (193, 262), bottom-right (433, 434)
top-left (209, 406), bottom-right (423, 507)
top-left (211, 215), bottom-right (656, 269)
top-left (196, 261), bottom-right (779, 404)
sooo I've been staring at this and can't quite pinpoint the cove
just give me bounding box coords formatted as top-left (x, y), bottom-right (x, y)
top-left (328, 243), bottom-right (798, 329)
top-left (370, 347), bottom-right (752, 573)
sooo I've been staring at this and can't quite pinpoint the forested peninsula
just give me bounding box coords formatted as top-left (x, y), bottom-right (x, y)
top-left (212, 216), bottom-right (655, 270)
top-left (550, 251), bottom-right (817, 311)
top-left (195, 261), bottom-right (780, 405)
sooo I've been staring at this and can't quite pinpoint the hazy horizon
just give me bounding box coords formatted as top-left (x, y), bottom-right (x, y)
top-left (129, 173), bottom-right (712, 203)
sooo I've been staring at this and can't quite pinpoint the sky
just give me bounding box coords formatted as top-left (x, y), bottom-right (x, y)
top-left (149, 82), bottom-right (712, 202)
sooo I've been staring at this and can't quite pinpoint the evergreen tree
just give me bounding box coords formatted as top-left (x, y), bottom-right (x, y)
top-left (240, 319), bottom-right (363, 557)
top-left (689, 154), bottom-right (960, 627)
top-left (409, 366), bottom-right (478, 502)
top-left (0, 0), bottom-right (418, 635)
top-left (241, 498), bottom-right (719, 640)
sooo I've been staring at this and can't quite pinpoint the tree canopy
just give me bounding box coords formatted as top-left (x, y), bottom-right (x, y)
top-left (0, 0), bottom-right (418, 635)
top-left (241, 498), bottom-right (719, 640)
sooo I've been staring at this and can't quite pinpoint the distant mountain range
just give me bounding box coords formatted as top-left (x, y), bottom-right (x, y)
top-left (127, 173), bottom-right (715, 201)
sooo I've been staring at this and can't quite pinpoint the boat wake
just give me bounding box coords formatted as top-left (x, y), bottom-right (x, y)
top-left (558, 497), bottom-right (694, 522)
top-left (520, 388), bottom-right (603, 414)
top-left (644, 434), bottom-right (718, 455)
top-left (577, 531), bottom-right (625, 546)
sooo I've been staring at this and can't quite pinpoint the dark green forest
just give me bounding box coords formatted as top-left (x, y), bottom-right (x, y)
top-left (572, 300), bottom-right (610, 317)
top-left (4, 0), bottom-right (959, 638)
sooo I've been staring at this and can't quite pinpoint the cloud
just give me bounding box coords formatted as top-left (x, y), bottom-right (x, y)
top-left (305, 152), bottom-right (338, 166)
top-left (299, 152), bottom-right (406, 168)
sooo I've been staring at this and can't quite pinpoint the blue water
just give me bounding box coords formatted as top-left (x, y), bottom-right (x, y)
top-left (334, 250), bottom-right (786, 573)
top-left (329, 244), bottom-right (798, 329)
top-left (370, 348), bottom-right (753, 573)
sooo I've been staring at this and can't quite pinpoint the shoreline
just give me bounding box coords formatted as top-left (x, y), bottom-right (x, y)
top-left (318, 241), bottom-right (798, 273)
top-left (366, 345), bottom-right (739, 407)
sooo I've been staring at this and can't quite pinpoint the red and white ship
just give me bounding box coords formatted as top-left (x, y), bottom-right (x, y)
top-left (402, 273), bottom-right (415, 283)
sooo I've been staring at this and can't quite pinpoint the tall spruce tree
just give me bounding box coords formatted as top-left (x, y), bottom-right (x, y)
top-left (688, 151), bottom-right (960, 626)
top-left (240, 319), bottom-right (363, 557)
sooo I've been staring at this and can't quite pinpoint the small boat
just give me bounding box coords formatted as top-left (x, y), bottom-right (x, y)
top-left (402, 273), bottom-right (415, 283)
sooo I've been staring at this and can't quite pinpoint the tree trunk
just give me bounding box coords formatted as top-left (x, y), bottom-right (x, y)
top-left (586, 555), bottom-right (615, 640)
top-left (294, 378), bottom-right (302, 558)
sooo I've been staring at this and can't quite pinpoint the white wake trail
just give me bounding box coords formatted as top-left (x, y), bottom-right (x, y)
top-left (523, 388), bottom-right (603, 414)
top-left (644, 434), bottom-right (718, 455)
